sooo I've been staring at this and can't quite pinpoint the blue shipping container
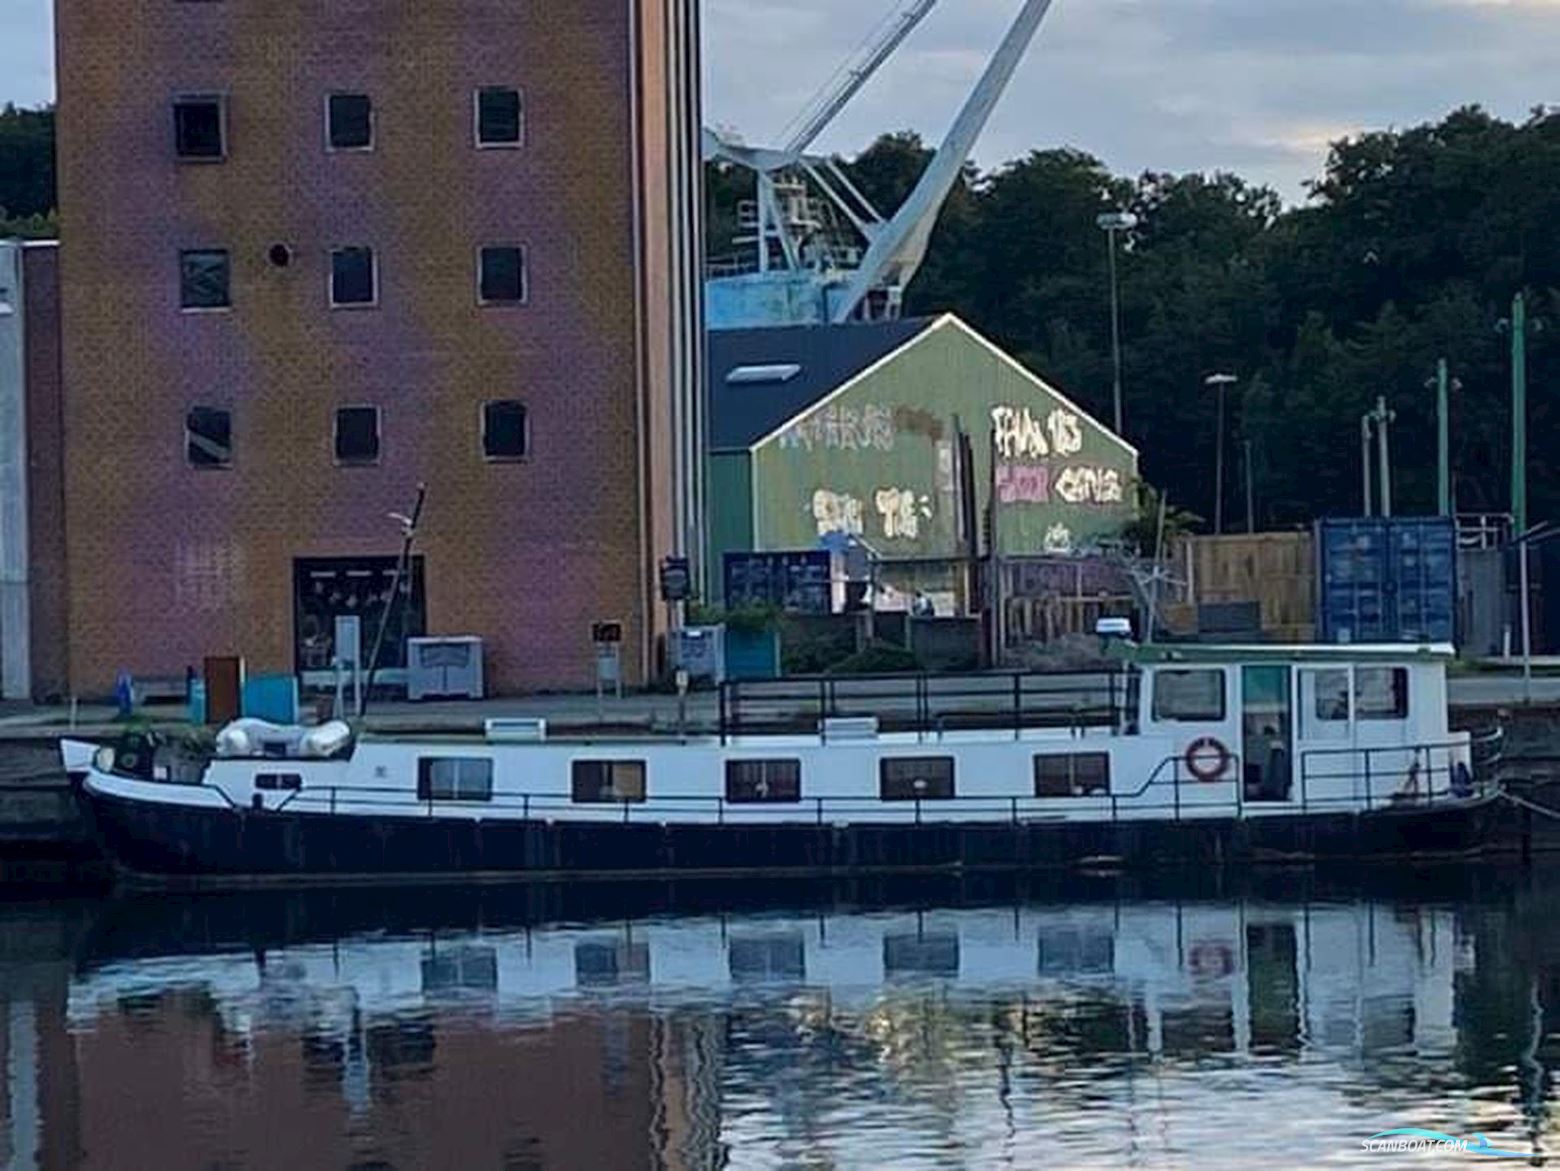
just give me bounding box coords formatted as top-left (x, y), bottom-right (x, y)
top-left (1317, 518), bottom-right (1457, 644)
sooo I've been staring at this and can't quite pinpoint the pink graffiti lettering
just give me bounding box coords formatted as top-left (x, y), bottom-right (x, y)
top-left (996, 463), bottom-right (1051, 505)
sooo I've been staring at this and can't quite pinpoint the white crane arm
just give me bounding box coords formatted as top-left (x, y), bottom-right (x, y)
top-left (783, 0), bottom-right (941, 156)
top-left (832, 0), bottom-right (1057, 323)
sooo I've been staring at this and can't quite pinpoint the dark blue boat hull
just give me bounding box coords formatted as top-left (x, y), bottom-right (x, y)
top-left (77, 784), bottom-right (1521, 888)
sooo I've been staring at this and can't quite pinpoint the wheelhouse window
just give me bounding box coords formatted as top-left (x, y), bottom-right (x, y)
top-left (1309, 669), bottom-right (1351, 722)
top-left (185, 406), bottom-right (232, 468)
top-left (1357, 667), bottom-right (1409, 721)
top-left (173, 95), bottom-right (226, 160)
top-left (327, 93), bottom-right (374, 151)
top-left (571, 760), bottom-right (647, 804)
top-left (478, 245), bottom-right (526, 305)
top-left (416, 757), bottom-right (494, 802)
top-left (1152, 669), bottom-right (1226, 722)
top-left (180, 249), bottom-right (231, 309)
top-left (334, 406), bottom-right (380, 465)
top-left (475, 87), bottom-right (524, 146)
top-left (1034, 753), bottom-right (1110, 798)
top-left (725, 760), bottom-right (801, 804)
top-left (330, 246), bottom-right (377, 307)
top-left (482, 400), bottom-right (528, 461)
top-left (880, 757), bottom-right (955, 801)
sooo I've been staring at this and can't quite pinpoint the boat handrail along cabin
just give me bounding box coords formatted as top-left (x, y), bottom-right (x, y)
top-left (64, 642), bottom-right (1508, 883)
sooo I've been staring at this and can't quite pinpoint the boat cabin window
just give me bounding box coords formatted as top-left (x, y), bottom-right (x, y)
top-left (571, 760), bottom-right (647, 804)
top-left (725, 760), bottom-right (801, 804)
top-left (1152, 669), bottom-right (1226, 722)
top-left (1309, 669), bottom-right (1351, 722)
top-left (416, 757), bottom-right (494, 802)
top-left (1357, 668), bottom-right (1409, 721)
top-left (880, 757), bottom-right (955, 801)
top-left (255, 773), bottom-right (303, 792)
top-left (1034, 753), bottom-right (1111, 798)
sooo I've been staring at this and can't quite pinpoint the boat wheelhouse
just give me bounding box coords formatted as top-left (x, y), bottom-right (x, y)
top-left (63, 643), bottom-right (1507, 886)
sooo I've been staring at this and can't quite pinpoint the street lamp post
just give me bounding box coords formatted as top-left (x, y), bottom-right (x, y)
top-left (1205, 374), bottom-right (1238, 534)
top-left (1511, 293), bottom-right (1532, 700)
top-left (1425, 360), bottom-right (1462, 518)
top-left (1097, 211), bottom-right (1138, 436)
top-left (1244, 439), bottom-right (1255, 534)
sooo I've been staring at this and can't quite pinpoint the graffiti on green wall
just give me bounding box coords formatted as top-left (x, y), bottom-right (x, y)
top-left (751, 318), bottom-right (1138, 559)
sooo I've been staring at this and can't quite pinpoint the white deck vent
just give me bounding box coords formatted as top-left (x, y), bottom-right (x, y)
top-left (485, 718), bottom-right (548, 743)
top-left (726, 363), bottom-right (802, 386)
top-left (820, 716), bottom-right (879, 742)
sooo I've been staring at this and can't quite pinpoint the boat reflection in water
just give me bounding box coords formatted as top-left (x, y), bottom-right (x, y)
top-left (1, 875), bottom-right (1554, 1168)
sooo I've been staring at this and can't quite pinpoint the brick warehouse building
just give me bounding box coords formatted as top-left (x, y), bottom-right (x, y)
top-left (53, 0), bottom-right (704, 696)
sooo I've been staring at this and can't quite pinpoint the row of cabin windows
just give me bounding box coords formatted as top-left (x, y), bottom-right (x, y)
top-left (412, 754), bottom-right (1113, 805)
top-left (173, 88), bottom-right (524, 160)
top-left (1150, 667), bottom-right (1410, 723)
top-left (186, 402), bottom-right (529, 467)
top-left (179, 246), bottom-right (527, 310)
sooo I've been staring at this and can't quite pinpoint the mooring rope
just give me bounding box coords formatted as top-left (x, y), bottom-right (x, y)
top-left (1501, 790), bottom-right (1560, 822)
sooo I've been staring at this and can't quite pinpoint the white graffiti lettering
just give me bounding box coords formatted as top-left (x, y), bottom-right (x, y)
top-left (1048, 409), bottom-right (1084, 457)
top-left (991, 406), bottom-right (1049, 460)
top-left (812, 489), bottom-right (865, 537)
top-left (875, 488), bottom-right (934, 541)
top-left (991, 405), bottom-right (1085, 461)
top-left (1043, 523), bottom-right (1075, 554)
top-left (1054, 466), bottom-right (1125, 506)
top-left (781, 403), bottom-right (895, 452)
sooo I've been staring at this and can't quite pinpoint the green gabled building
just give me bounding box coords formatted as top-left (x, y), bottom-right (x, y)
top-left (707, 313), bottom-right (1139, 607)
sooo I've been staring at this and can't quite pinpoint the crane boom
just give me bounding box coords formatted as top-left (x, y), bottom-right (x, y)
top-left (783, 0), bottom-right (941, 156)
top-left (832, 0), bottom-right (1056, 323)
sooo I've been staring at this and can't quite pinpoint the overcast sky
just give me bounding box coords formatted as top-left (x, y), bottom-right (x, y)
top-left (5, 0), bottom-right (1558, 199)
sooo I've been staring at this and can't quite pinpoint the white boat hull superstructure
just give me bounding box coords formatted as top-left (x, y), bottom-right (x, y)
top-left (64, 644), bottom-right (1509, 886)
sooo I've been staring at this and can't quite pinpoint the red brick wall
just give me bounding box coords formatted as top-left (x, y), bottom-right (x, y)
top-left (55, 0), bottom-right (683, 694)
top-left (22, 244), bottom-right (69, 701)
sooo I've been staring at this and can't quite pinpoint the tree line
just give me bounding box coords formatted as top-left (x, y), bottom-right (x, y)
top-left (711, 106), bottom-right (1560, 531)
top-left (6, 99), bottom-right (1556, 528)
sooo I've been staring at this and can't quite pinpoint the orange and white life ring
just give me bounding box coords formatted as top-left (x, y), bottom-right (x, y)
top-left (1185, 736), bottom-right (1232, 783)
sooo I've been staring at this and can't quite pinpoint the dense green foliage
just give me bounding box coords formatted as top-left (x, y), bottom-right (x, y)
top-left (0, 104), bottom-right (55, 237)
top-left (6, 98), bottom-right (1555, 527)
top-left (709, 107), bottom-right (1560, 530)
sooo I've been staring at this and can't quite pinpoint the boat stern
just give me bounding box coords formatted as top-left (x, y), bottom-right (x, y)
top-left (60, 738), bottom-right (102, 781)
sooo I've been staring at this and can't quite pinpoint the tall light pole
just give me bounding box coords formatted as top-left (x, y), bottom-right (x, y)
top-left (1243, 438), bottom-right (1256, 534)
top-left (1205, 373), bottom-right (1238, 534)
top-left (1359, 398), bottom-right (1395, 517)
top-left (1425, 360), bottom-right (1461, 518)
top-left (1097, 210), bottom-right (1138, 436)
top-left (1507, 292), bottom-right (1533, 698)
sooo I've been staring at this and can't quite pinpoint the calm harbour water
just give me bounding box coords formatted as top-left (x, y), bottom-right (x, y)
top-left (2, 870), bottom-right (1558, 1170)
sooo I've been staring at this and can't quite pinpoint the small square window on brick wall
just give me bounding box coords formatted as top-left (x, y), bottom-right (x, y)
top-left (475, 87), bottom-right (524, 147)
top-left (478, 246), bottom-right (526, 305)
top-left (330, 246), bottom-right (377, 307)
top-left (482, 401), bottom-right (528, 460)
top-left (186, 406), bottom-right (232, 468)
top-left (173, 95), bottom-right (226, 160)
top-left (180, 249), bottom-right (231, 310)
top-left (327, 93), bottom-right (374, 151)
top-left (335, 406), bottom-right (380, 465)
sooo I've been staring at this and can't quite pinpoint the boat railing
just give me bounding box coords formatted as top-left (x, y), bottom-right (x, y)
top-left (187, 740), bottom-right (1490, 827)
top-left (1296, 730), bottom-right (1504, 813)
top-left (717, 669), bottom-right (1140, 744)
